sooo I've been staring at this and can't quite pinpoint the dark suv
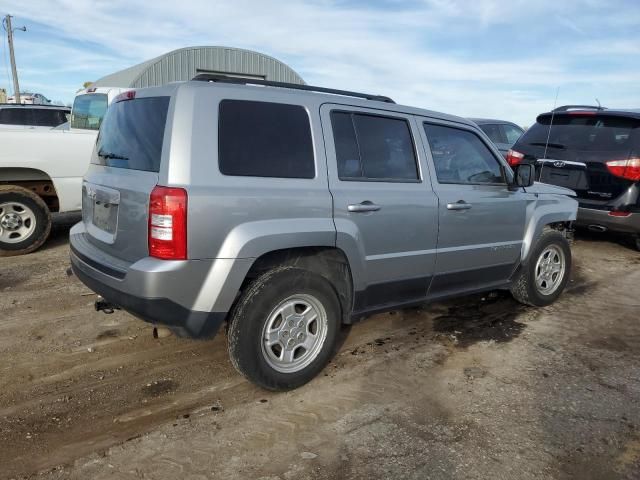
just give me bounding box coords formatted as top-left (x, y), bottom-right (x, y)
top-left (508, 105), bottom-right (640, 250)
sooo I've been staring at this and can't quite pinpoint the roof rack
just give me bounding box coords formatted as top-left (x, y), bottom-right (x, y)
top-left (191, 74), bottom-right (395, 104)
top-left (552, 104), bottom-right (606, 113)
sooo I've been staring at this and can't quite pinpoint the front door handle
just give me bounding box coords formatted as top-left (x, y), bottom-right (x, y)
top-left (446, 200), bottom-right (472, 211)
top-left (348, 201), bottom-right (381, 213)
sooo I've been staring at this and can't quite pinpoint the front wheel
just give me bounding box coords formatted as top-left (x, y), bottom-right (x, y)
top-left (0, 185), bottom-right (52, 257)
top-left (227, 266), bottom-right (341, 391)
top-left (511, 230), bottom-right (572, 307)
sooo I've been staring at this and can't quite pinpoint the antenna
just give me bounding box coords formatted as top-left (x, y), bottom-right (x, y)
top-left (542, 87), bottom-right (560, 160)
top-left (595, 98), bottom-right (601, 109)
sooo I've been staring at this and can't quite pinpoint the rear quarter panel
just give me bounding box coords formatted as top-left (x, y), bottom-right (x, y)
top-left (163, 83), bottom-right (335, 261)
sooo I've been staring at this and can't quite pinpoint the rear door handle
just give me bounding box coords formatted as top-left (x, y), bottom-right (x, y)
top-left (446, 201), bottom-right (472, 211)
top-left (348, 201), bottom-right (381, 213)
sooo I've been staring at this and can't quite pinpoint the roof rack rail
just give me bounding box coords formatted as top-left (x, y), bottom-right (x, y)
top-left (191, 74), bottom-right (395, 104)
top-left (552, 104), bottom-right (606, 113)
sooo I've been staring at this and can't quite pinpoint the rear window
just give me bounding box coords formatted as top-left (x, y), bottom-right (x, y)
top-left (95, 96), bottom-right (170, 172)
top-left (218, 100), bottom-right (315, 178)
top-left (520, 115), bottom-right (640, 153)
top-left (0, 108), bottom-right (29, 125)
top-left (71, 94), bottom-right (108, 130)
top-left (31, 109), bottom-right (68, 127)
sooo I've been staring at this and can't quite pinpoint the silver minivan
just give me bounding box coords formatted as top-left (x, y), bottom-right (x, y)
top-left (70, 76), bottom-right (578, 390)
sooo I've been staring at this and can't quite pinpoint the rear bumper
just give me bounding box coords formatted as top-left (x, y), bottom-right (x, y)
top-left (69, 224), bottom-right (234, 338)
top-left (575, 207), bottom-right (640, 235)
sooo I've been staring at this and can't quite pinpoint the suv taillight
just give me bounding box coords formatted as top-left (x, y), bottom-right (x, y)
top-left (149, 186), bottom-right (188, 260)
top-left (606, 158), bottom-right (640, 181)
top-left (506, 149), bottom-right (525, 166)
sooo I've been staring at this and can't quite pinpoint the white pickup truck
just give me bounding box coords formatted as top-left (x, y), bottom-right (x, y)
top-left (0, 86), bottom-right (127, 256)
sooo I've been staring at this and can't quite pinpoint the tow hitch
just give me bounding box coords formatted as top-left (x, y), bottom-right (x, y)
top-left (95, 297), bottom-right (120, 314)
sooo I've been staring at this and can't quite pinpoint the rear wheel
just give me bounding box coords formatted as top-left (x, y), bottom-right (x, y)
top-left (0, 185), bottom-right (52, 257)
top-left (227, 266), bottom-right (341, 391)
top-left (511, 230), bottom-right (572, 307)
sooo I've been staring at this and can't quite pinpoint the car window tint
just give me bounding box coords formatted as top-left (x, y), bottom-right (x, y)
top-left (31, 109), bottom-right (68, 127)
top-left (331, 111), bottom-right (418, 181)
top-left (479, 124), bottom-right (505, 144)
top-left (331, 112), bottom-right (362, 178)
top-left (95, 97), bottom-right (170, 172)
top-left (0, 108), bottom-right (30, 125)
top-left (502, 124), bottom-right (524, 144)
top-left (519, 115), bottom-right (640, 153)
top-left (424, 123), bottom-right (504, 185)
top-left (218, 100), bottom-right (315, 179)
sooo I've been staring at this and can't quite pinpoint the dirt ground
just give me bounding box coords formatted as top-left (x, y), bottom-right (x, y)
top-left (1, 214), bottom-right (639, 480)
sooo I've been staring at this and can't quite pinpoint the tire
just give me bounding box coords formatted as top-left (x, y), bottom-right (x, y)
top-left (0, 185), bottom-right (52, 257)
top-left (632, 235), bottom-right (640, 252)
top-left (511, 230), bottom-right (572, 307)
top-left (227, 266), bottom-right (341, 391)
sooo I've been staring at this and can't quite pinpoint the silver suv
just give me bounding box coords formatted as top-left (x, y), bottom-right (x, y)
top-left (70, 76), bottom-right (578, 390)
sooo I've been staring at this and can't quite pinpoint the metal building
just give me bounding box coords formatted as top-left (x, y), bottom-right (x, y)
top-left (91, 46), bottom-right (305, 88)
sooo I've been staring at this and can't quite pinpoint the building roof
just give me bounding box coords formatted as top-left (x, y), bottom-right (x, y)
top-left (91, 46), bottom-right (305, 88)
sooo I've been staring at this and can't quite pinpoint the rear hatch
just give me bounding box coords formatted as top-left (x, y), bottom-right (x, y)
top-left (82, 93), bottom-right (170, 262)
top-left (512, 113), bottom-right (639, 205)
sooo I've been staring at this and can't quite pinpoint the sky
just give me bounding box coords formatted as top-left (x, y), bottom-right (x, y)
top-left (1, 0), bottom-right (639, 126)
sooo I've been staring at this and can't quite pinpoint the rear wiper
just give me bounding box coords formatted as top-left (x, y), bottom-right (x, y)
top-left (528, 142), bottom-right (567, 150)
top-left (98, 149), bottom-right (129, 160)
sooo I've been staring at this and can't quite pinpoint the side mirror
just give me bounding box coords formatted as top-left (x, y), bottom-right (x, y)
top-left (513, 163), bottom-right (535, 188)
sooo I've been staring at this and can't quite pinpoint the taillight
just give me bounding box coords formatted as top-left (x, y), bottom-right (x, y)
top-left (506, 149), bottom-right (524, 166)
top-left (608, 211), bottom-right (631, 217)
top-left (605, 158), bottom-right (640, 181)
top-left (148, 186), bottom-right (188, 260)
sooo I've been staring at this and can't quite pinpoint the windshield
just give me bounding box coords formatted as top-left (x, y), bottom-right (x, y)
top-left (70, 93), bottom-right (108, 130)
top-left (522, 114), bottom-right (639, 153)
top-left (94, 96), bottom-right (170, 172)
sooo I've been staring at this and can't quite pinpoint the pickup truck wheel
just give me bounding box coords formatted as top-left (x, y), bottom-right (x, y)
top-left (511, 230), bottom-right (571, 307)
top-left (227, 266), bottom-right (341, 391)
top-left (0, 185), bottom-right (52, 257)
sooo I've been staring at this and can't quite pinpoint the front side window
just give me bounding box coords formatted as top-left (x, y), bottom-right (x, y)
top-left (70, 93), bottom-right (108, 130)
top-left (218, 100), bottom-right (315, 179)
top-left (424, 123), bottom-right (504, 185)
top-left (331, 111), bottom-right (418, 181)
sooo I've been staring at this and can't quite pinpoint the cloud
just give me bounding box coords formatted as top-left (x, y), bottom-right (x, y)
top-left (1, 0), bottom-right (639, 125)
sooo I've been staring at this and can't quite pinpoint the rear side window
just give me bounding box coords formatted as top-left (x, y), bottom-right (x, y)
top-left (218, 100), bottom-right (315, 178)
top-left (479, 124), bottom-right (505, 144)
top-left (519, 115), bottom-right (639, 153)
top-left (0, 108), bottom-right (29, 125)
top-left (424, 123), bottom-right (504, 184)
top-left (502, 124), bottom-right (524, 144)
top-left (331, 111), bottom-right (419, 181)
top-left (71, 94), bottom-right (108, 130)
top-left (31, 109), bottom-right (68, 127)
top-left (95, 96), bottom-right (170, 172)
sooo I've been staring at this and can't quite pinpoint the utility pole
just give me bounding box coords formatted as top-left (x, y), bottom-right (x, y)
top-left (4, 15), bottom-right (26, 104)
